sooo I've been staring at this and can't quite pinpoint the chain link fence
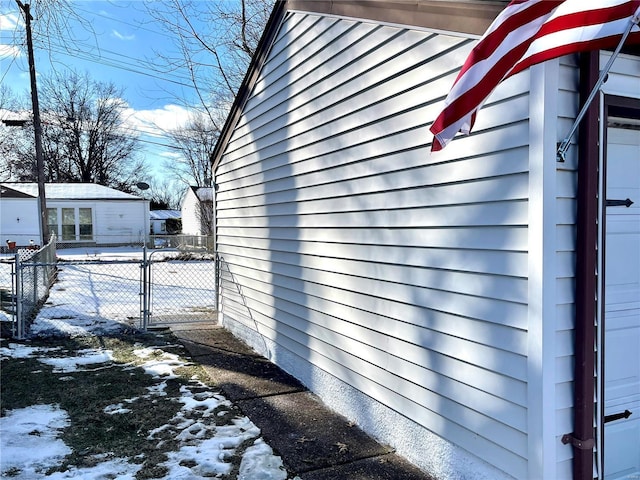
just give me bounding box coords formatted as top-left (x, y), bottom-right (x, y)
top-left (6, 236), bottom-right (58, 338)
top-left (34, 258), bottom-right (145, 336)
top-left (151, 234), bottom-right (215, 253)
top-left (1, 239), bottom-right (217, 338)
top-left (146, 250), bottom-right (218, 327)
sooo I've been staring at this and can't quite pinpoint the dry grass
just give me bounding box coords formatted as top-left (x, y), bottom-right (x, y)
top-left (0, 331), bottom-right (252, 479)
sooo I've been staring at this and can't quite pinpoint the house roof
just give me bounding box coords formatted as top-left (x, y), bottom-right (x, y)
top-left (0, 183), bottom-right (145, 201)
top-left (210, 0), bottom-right (506, 171)
top-left (0, 184), bottom-right (35, 199)
top-left (190, 186), bottom-right (214, 203)
top-left (150, 210), bottom-right (182, 220)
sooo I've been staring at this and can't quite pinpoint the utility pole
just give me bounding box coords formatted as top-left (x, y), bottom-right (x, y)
top-left (16, 0), bottom-right (48, 246)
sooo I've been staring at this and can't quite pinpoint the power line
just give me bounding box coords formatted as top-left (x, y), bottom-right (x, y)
top-left (72, 4), bottom-right (177, 41)
top-left (31, 31), bottom-right (205, 81)
top-left (32, 40), bottom-right (199, 89)
top-left (6, 16), bottom-right (215, 92)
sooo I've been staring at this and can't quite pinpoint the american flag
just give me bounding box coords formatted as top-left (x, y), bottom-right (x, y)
top-left (430, 0), bottom-right (640, 152)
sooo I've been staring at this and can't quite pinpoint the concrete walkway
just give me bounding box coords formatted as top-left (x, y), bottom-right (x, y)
top-left (169, 324), bottom-right (432, 480)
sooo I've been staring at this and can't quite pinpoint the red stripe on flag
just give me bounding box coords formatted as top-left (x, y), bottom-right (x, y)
top-left (430, 0), bottom-right (640, 152)
top-left (430, 41), bottom-right (531, 134)
top-left (452, 1), bottom-right (561, 84)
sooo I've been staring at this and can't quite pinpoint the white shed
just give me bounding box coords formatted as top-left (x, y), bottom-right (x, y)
top-left (211, 2), bottom-right (640, 479)
top-left (180, 186), bottom-right (214, 235)
top-left (0, 183), bottom-right (150, 248)
top-left (150, 210), bottom-right (181, 234)
top-left (0, 184), bottom-right (40, 249)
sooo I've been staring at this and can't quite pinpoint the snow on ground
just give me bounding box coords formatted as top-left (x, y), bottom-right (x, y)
top-left (1, 247), bottom-right (296, 480)
top-left (1, 339), bottom-right (293, 479)
top-left (55, 246), bottom-right (147, 261)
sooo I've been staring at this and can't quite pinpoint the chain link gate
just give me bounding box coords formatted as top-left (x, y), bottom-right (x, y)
top-left (4, 245), bottom-right (218, 337)
top-left (144, 248), bottom-right (218, 329)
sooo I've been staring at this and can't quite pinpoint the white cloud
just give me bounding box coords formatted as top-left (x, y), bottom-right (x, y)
top-left (112, 29), bottom-right (135, 41)
top-left (0, 12), bottom-right (20, 31)
top-left (123, 104), bottom-right (193, 138)
top-left (0, 12), bottom-right (23, 59)
top-left (0, 44), bottom-right (22, 59)
top-left (159, 150), bottom-right (182, 160)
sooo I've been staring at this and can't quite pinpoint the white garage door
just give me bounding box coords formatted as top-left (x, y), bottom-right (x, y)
top-left (604, 125), bottom-right (640, 479)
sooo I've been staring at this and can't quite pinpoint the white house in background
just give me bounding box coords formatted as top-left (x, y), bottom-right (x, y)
top-left (0, 183), bottom-right (150, 248)
top-left (0, 184), bottom-right (40, 249)
top-left (150, 210), bottom-right (181, 234)
top-left (180, 186), bottom-right (214, 235)
top-left (210, 2), bottom-right (640, 480)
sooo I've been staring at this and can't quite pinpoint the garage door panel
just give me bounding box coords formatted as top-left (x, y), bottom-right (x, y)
top-left (604, 417), bottom-right (640, 480)
top-left (604, 125), bottom-right (640, 479)
top-left (605, 323), bottom-right (639, 403)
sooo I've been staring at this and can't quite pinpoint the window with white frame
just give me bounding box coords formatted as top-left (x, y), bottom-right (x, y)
top-left (46, 207), bottom-right (93, 241)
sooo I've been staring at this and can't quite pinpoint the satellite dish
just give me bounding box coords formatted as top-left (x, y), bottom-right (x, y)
top-left (136, 181), bottom-right (150, 190)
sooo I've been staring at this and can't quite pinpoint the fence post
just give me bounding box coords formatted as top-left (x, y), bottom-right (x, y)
top-left (215, 254), bottom-right (220, 313)
top-left (33, 257), bottom-right (38, 307)
top-left (10, 259), bottom-right (16, 338)
top-left (14, 253), bottom-right (23, 339)
top-left (141, 245), bottom-right (149, 331)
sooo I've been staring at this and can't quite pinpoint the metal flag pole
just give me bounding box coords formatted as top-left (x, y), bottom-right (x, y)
top-left (557, 8), bottom-right (640, 162)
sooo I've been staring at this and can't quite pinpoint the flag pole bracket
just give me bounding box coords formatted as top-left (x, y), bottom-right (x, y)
top-left (556, 11), bottom-right (639, 163)
top-left (556, 142), bottom-right (568, 163)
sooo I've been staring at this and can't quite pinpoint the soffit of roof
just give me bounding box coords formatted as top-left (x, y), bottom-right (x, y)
top-left (211, 0), bottom-right (506, 172)
top-left (288, 0), bottom-right (506, 35)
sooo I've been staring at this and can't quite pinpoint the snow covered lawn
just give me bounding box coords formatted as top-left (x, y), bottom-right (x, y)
top-left (0, 334), bottom-right (296, 479)
top-left (1, 247), bottom-right (297, 479)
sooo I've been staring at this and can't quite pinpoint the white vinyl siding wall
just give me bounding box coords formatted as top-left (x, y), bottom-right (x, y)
top-left (0, 198), bottom-right (40, 246)
top-left (216, 11), bottom-right (576, 479)
top-left (49, 200), bottom-right (148, 245)
top-left (181, 189), bottom-right (201, 235)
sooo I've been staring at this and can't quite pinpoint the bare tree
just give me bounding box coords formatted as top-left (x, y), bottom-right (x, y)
top-left (0, 86), bottom-right (24, 181)
top-left (165, 112), bottom-right (219, 187)
top-left (146, 177), bottom-right (185, 210)
top-left (142, 0), bottom-right (272, 190)
top-left (4, 70), bottom-right (148, 190)
top-left (194, 187), bottom-right (214, 235)
top-left (144, 0), bottom-right (273, 118)
top-left (198, 198), bottom-right (215, 235)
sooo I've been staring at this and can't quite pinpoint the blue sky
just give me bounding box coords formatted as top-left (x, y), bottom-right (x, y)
top-left (0, 1), bottom-right (214, 179)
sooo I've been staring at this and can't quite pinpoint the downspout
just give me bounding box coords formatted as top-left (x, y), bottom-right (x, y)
top-left (571, 50), bottom-right (600, 480)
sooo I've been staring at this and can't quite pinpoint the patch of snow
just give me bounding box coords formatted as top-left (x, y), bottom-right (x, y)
top-left (239, 438), bottom-right (288, 480)
top-left (0, 405), bottom-right (71, 478)
top-left (103, 403), bottom-right (132, 415)
top-left (145, 380), bottom-right (169, 396)
top-left (133, 346), bottom-right (191, 378)
top-left (0, 343), bottom-right (60, 359)
top-left (178, 384), bottom-right (231, 415)
top-left (30, 314), bottom-right (128, 337)
top-left (45, 457), bottom-right (141, 479)
top-left (39, 348), bottom-right (114, 373)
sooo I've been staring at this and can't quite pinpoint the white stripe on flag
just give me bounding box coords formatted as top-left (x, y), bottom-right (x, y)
top-left (430, 0), bottom-right (640, 152)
